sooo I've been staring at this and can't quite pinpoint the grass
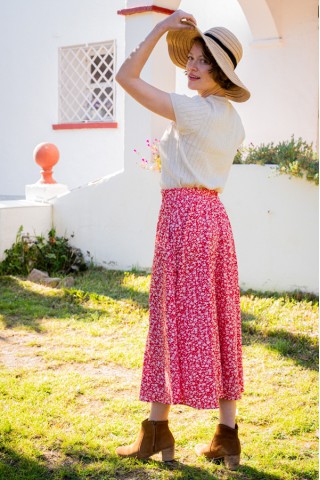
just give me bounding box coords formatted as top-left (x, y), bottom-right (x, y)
top-left (0, 268), bottom-right (318, 480)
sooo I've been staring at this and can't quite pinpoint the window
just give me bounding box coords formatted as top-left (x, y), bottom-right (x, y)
top-left (58, 41), bottom-right (116, 124)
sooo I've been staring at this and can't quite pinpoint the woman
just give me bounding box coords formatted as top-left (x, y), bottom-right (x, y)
top-left (115, 10), bottom-right (250, 470)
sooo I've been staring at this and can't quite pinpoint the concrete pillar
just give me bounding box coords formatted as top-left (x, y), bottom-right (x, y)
top-left (119, 1), bottom-right (180, 179)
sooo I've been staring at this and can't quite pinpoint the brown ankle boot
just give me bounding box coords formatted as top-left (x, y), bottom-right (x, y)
top-left (195, 423), bottom-right (241, 470)
top-left (116, 419), bottom-right (175, 461)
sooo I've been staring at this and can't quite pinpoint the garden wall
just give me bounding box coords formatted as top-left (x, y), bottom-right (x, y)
top-left (53, 165), bottom-right (319, 294)
top-left (0, 201), bottom-right (52, 260)
top-left (221, 165), bottom-right (318, 293)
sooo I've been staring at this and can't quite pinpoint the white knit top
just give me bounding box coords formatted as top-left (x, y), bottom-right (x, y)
top-left (159, 93), bottom-right (245, 192)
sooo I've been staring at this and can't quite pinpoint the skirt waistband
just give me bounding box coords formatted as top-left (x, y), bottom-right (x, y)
top-left (161, 187), bottom-right (219, 197)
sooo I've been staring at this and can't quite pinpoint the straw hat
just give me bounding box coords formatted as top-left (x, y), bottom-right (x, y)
top-left (166, 23), bottom-right (250, 102)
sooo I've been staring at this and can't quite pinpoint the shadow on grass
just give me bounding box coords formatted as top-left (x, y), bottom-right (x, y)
top-left (240, 288), bottom-right (318, 305)
top-left (0, 444), bottom-right (297, 480)
top-left (74, 268), bottom-right (150, 309)
top-left (0, 276), bottom-right (89, 332)
top-left (242, 313), bottom-right (318, 371)
top-left (0, 273), bottom-right (318, 371)
top-left (145, 459), bottom-right (289, 480)
top-left (0, 270), bottom-right (150, 332)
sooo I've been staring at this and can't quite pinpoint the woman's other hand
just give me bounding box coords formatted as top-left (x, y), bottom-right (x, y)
top-left (158, 10), bottom-right (197, 33)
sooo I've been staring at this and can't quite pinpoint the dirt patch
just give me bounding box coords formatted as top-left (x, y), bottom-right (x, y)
top-left (115, 470), bottom-right (160, 480)
top-left (0, 330), bottom-right (45, 369)
top-left (38, 450), bottom-right (66, 469)
top-left (0, 329), bottom-right (140, 385)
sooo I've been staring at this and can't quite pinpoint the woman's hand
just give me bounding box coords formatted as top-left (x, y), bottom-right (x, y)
top-left (158, 10), bottom-right (197, 34)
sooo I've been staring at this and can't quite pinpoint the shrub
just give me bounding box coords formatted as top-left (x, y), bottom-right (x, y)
top-left (234, 136), bottom-right (319, 185)
top-left (0, 226), bottom-right (88, 276)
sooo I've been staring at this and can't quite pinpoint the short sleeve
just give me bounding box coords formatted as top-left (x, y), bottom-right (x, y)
top-left (170, 93), bottom-right (211, 134)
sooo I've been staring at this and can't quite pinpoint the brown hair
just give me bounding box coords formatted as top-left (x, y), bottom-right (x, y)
top-left (192, 37), bottom-right (234, 90)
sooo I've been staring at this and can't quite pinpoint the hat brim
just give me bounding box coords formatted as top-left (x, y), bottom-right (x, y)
top-left (167, 25), bottom-right (250, 103)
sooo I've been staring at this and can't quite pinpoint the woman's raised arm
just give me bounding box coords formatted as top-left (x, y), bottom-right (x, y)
top-left (115, 10), bottom-right (196, 120)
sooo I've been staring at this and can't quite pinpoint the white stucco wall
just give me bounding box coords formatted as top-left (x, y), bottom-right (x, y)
top-left (1, 165), bottom-right (317, 293)
top-left (52, 165), bottom-right (318, 294)
top-left (221, 166), bottom-right (319, 293)
top-left (178, 0), bottom-right (319, 146)
top-left (0, 201), bottom-right (52, 260)
top-left (0, 0), bottom-right (126, 196)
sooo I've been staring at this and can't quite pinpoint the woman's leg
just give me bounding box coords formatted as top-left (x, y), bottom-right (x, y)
top-left (149, 402), bottom-right (171, 421)
top-left (218, 399), bottom-right (237, 428)
top-left (195, 399), bottom-right (240, 469)
top-left (116, 402), bottom-right (174, 460)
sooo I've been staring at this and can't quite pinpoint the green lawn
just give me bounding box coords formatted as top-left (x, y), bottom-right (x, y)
top-left (0, 269), bottom-right (318, 480)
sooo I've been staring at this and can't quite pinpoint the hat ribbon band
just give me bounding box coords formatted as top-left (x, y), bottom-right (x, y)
top-left (204, 33), bottom-right (237, 69)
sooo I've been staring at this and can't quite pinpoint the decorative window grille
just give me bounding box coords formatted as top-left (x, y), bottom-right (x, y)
top-left (58, 41), bottom-right (116, 123)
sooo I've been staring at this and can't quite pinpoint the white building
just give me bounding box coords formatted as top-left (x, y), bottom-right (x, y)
top-left (0, 0), bottom-right (318, 293)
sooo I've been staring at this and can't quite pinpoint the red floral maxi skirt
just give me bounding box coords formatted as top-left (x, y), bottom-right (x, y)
top-left (139, 188), bottom-right (244, 409)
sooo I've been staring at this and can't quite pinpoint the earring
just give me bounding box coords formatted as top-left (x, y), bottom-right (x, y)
top-left (184, 70), bottom-right (188, 75)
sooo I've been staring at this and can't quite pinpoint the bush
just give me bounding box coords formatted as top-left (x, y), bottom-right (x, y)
top-left (234, 136), bottom-right (319, 185)
top-left (0, 226), bottom-right (88, 276)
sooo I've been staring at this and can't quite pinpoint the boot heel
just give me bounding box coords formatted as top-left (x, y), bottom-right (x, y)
top-left (224, 454), bottom-right (240, 470)
top-left (161, 446), bottom-right (175, 461)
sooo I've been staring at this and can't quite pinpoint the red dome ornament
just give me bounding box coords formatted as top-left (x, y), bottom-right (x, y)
top-left (33, 143), bottom-right (60, 184)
